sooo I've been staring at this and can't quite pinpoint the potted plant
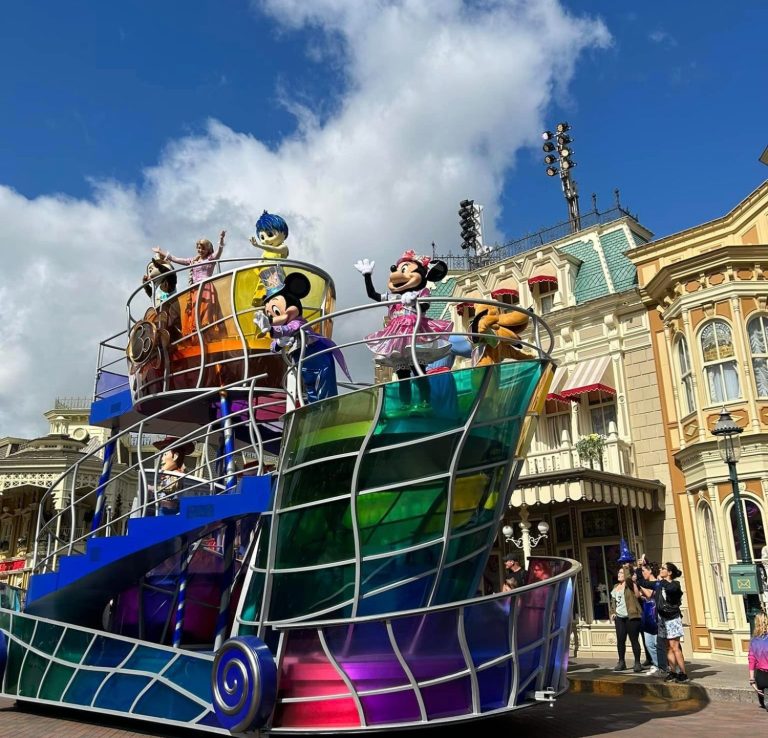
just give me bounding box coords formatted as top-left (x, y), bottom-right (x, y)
top-left (575, 433), bottom-right (605, 469)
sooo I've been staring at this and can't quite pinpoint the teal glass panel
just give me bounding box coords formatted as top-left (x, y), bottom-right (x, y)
top-left (134, 681), bottom-right (207, 721)
top-left (0, 611), bottom-right (10, 631)
top-left (122, 645), bottom-right (174, 673)
top-left (64, 669), bottom-right (105, 706)
top-left (458, 417), bottom-right (521, 470)
top-left (56, 627), bottom-right (94, 664)
top-left (238, 570), bottom-right (265, 625)
top-left (162, 657), bottom-right (211, 698)
top-left (359, 434), bottom-right (460, 490)
top-left (31, 621), bottom-right (64, 654)
top-left (4, 640), bottom-right (23, 693)
top-left (18, 652), bottom-right (48, 697)
top-left (473, 361), bottom-right (543, 424)
top-left (84, 636), bottom-right (134, 667)
top-left (275, 498), bottom-right (353, 568)
top-left (433, 556), bottom-right (483, 605)
top-left (39, 661), bottom-right (76, 701)
top-left (10, 614), bottom-right (34, 643)
top-left (446, 526), bottom-right (492, 564)
top-left (358, 481), bottom-right (447, 556)
top-left (281, 456), bottom-right (357, 508)
top-left (267, 565), bottom-right (355, 621)
top-left (283, 389), bottom-right (377, 467)
top-left (94, 673), bottom-right (152, 710)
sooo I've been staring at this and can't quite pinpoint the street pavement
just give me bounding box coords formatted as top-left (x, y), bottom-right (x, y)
top-left (0, 690), bottom-right (765, 737)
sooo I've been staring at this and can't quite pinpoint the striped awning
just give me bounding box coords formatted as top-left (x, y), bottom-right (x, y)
top-left (455, 290), bottom-right (483, 315)
top-left (491, 278), bottom-right (519, 299)
top-left (560, 356), bottom-right (615, 399)
top-left (546, 365), bottom-right (572, 403)
top-left (528, 265), bottom-right (558, 287)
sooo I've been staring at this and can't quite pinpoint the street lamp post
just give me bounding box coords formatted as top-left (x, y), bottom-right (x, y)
top-left (711, 408), bottom-right (762, 633)
top-left (502, 506), bottom-right (549, 569)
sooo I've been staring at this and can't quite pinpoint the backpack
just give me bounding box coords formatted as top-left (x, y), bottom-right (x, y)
top-left (657, 586), bottom-right (680, 618)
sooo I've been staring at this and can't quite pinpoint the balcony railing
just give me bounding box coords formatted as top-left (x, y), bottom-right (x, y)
top-left (521, 435), bottom-right (635, 478)
top-left (436, 205), bottom-right (639, 273)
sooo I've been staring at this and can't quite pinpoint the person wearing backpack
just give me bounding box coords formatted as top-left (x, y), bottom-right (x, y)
top-left (634, 562), bottom-right (661, 675)
top-left (638, 557), bottom-right (687, 683)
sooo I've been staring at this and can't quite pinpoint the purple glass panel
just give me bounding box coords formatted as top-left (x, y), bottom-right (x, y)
top-left (360, 690), bottom-right (421, 725)
top-left (325, 621), bottom-right (410, 694)
top-left (477, 662), bottom-right (511, 711)
top-left (420, 675), bottom-right (472, 719)
top-left (391, 610), bottom-right (466, 682)
top-left (464, 596), bottom-right (511, 667)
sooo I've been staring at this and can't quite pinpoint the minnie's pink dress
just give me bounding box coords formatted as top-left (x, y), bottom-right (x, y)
top-left (366, 289), bottom-right (453, 370)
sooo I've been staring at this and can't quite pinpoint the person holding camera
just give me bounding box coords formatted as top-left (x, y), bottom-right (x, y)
top-left (610, 565), bottom-right (644, 672)
top-left (637, 556), bottom-right (687, 682)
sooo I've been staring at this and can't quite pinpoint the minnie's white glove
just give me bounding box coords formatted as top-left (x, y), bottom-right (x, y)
top-left (401, 291), bottom-right (419, 306)
top-left (354, 259), bottom-right (375, 275)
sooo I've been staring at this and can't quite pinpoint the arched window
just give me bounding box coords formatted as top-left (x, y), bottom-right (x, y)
top-left (729, 498), bottom-right (767, 562)
top-left (747, 315), bottom-right (768, 397)
top-left (676, 337), bottom-right (696, 415)
top-left (700, 504), bottom-right (728, 622)
top-left (699, 320), bottom-right (740, 403)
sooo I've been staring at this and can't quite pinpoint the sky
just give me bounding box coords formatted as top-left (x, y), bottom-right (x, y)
top-left (0, 0), bottom-right (767, 437)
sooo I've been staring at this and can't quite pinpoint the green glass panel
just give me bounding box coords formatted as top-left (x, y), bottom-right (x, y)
top-left (458, 417), bottom-right (521, 470)
top-left (281, 456), bottom-right (357, 508)
top-left (10, 614), bottom-right (34, 643)
top-left (56, 626), bottom-right (94, 664)
top-left (267, 565), bottom-right (355, 621)
top-left (5, 640), bottom-right (23, 693)
top-left (359, 434), bottom-right (460, 490)
top-left (18, 652), bottom-right (48, 697)
top-left (31, 621), bottom-right (64, 654)
top-left (283, 389), bottom-right (377, 467)
top-left (256, 517), bottom-right (271, 568)
top-left (39, 661), bottom-right (76, 701)
top-left (434, 556), bottom-right (483, 604)
top-left (275, 498), bottom-right (354, 568)
top-left (357, 481), bottom-right (447, 556)
top-left (239, 570), bottom-right (265, 624)
top-left (0, 610), bottom-right (10, 631)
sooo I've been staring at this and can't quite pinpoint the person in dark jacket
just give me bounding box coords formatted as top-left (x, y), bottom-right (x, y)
top-left (610, 565), bottom-right (644, 672)
top-left (638, 558), bottom-right (687, 683)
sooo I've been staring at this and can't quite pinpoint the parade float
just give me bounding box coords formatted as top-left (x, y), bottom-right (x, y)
top-left (0, 216), bottom-right (579, 734)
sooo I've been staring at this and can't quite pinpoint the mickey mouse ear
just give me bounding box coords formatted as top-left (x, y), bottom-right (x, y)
top-left (284, 272), bottom-right (311, 300)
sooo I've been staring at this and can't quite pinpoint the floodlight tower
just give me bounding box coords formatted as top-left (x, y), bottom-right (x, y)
top-left (542, 122), bottom-right (581, 233)
top-left (458, 199), bottom-right (484, 252)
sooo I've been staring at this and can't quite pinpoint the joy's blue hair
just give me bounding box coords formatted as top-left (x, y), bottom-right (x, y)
top-left (256, 210), bottom-right (289, 237)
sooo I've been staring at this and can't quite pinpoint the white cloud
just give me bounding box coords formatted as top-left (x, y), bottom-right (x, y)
top-left (0, 0), bottom-right (609, 437)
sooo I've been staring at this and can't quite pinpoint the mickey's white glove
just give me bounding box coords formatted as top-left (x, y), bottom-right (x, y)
top-left (401, 291), bottom-right (419, 307)
top-left (354, 259), bottom-right (375, 275)
top-left (253, 311), bottom-right (271, 335)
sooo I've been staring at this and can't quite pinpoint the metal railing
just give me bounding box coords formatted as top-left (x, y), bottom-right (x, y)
top-left (436, 205), bottom-right (639, 273)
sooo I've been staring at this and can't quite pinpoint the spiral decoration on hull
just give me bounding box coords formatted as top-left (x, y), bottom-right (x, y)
top-left (211, 636), bottom-right (277, 732)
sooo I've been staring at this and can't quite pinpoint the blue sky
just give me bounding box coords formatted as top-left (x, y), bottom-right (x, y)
top-left (2, 1), bottom-right (765, 243)
top-left (1, 0), bottom-right (767, 434)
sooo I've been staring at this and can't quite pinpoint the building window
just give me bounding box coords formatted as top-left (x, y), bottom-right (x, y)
top-left (588, 394), bottom-right (617, 436)
top-left (545, 410), bottom-right (570, 449)
top-left (676, 337), bottom-right (696, 415)
top-left (699, 320), bottom-right (740, 404)
top-left (729, 498), bottom-right (766, 562)
top-left (747, 315), bottom-right (768, 397)
top-left (700, 503), bottom-right (728, 623)
top-left (536, 281), bottom-right (557, 315)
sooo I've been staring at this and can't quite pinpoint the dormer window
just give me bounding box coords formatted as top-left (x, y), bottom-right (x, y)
top-left (527, 267), bottom-right (558, 314)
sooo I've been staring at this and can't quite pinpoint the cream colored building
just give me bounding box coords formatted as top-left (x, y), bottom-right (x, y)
top-left (628, 180), bottom-right (768, 663)
top-left (436, 206), bottom-right (682, 657)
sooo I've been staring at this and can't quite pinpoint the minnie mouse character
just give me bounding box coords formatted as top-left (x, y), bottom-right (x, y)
top-left (354, 249), bottom-right (453, 406)
top-left (253, 271), bottom-right (350, 403)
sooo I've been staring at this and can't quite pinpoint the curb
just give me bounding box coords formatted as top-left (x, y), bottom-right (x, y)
top-left (568, 676), bottom-right (756, 705)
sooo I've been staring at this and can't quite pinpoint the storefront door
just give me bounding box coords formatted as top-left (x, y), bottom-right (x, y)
top-left (585, 543), bottom-right (620, 622)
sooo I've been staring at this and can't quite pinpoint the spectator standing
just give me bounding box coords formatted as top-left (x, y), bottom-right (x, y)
top-left (504, 553), bottom-right (527, 589)
top-left (610, 565), bottom-right (643, 673)
top-left (634, 562), bottom-right (661, 675)
top-left (748, 611), bottom-right (768, 710)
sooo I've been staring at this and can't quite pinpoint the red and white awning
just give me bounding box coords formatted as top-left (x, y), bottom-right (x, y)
top-left (560, 356), bottom-right (616, 399)
top-left (491, 278), bottom-right (519, 300)
top-left (528, 265), bottom-right (558, 287)
top-left (546, 365), bottom-right (572, 403)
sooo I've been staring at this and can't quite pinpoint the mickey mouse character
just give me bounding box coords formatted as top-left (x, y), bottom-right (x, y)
top-left (253, 272), bottom-right (350, 403)
top-left (142, 257), bottom-right (177, 306)
top-left (354, 249), bottom-right (453, 406)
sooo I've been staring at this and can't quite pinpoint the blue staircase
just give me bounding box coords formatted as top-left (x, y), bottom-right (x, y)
top-left (25, 476), bottom-right (272, 626)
